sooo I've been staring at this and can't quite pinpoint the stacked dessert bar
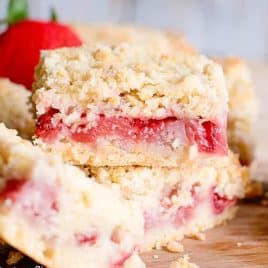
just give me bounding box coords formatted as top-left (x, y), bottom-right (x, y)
top-left (33, 43), bottom-right (227, 166)
top-left (32, 43), bottom-right (249, 252)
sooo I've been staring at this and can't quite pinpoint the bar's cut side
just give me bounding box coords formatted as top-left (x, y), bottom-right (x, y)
top-left (0, 79), bottom-right (35, 139)
top-left (224, 58), bottom-right (257, 165)
top-left (33, 44), bottom-right (228, 166)
top-left (216, 57), bottom-right (258, 165)
top-left (87, 152), bottom-right (249, 251)
top-left (0, 124), bottom-right (144, 268)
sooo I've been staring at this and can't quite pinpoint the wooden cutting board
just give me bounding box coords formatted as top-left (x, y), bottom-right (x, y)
top-left (141, 63), bottom-right (268, 267)
top-left (142, 202), bottom-right (268, 267)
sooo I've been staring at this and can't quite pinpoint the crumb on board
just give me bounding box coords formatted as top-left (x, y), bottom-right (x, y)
top-left (191, 232), bottom-right (206, 241)
top-left (169, 255), bottom-right (199, 268)
top-left (246, 181), bottom-right (264, 199)
top-left (166, 241), bottom-right (184, 253)
top-left (6, 250), bottom-right (24, 265)
top-left (152, 254), bottom-right (159, 260)
top-left (261, 197), bottom-right (268, 206)
top-left (237, 242), bottom-right (242, 247)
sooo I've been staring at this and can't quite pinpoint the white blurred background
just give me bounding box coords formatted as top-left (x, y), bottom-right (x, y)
top-left (0, 0), bottom-right (268, 59)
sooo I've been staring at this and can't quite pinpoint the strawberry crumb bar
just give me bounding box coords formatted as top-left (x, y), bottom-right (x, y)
top-left (70, 24), bottom-right (258, 165)
top-left (86, 151), bottom-right (249, 251)
top-left (0, 79), bottom-right (35, 139)
top-left (33, 44), bottom-right (227, 166)
top-left (0, 124), bottom-right (144, 268)
top-left (219, 57), bottom-right (258, 165)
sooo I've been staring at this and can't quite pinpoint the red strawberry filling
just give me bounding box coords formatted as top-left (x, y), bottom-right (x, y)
top-left (0, 179), bottom-right (27, 202)
top-left (212, 189), bottom-right (237, 215)
top-left (36, 108), bottom-right (63, 141)
top-left (111, 251), bottom-right (134, 268)
top-left (75, 232), bottom-right (98, 246)
top-left (144, 185), bottom-right (198, 231)
top-left (144, 186), bottom-right (236, 232)
top-left (36, 109), bottom-right (227, 155)
top-left (0, 179), bottom-right (59, 223)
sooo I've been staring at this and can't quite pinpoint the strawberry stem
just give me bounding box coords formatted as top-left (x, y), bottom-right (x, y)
top-left (6, 0), bottom-right (28, 25)
top-left (1, 1), bottom-right (60, 27)
top-left (50, 7), bottom-right (58, 22)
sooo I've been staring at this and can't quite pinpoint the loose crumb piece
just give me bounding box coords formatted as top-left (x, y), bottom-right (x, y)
top-left (169, 255), bottom-right (199, 268)
top-left (260, 191), bottom-right (268, 206)
top-left (6, 250), bottom-right (24, 265)
top-left (166, 241), bottom-right (184, 253)
top-left (237, 242), bottom-right (242, 247)
top-left (191, 232), bottom-right (206, 241)
top-left (245, 181), bottom-right (263, 199)
top-left (152, 254), bottom-right (159, 260)
top-left (261, 199), bottom-right (268, 206)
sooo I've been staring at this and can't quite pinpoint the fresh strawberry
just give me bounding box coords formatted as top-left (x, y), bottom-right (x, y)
top-left (0, 20), bottom-right (82, 89)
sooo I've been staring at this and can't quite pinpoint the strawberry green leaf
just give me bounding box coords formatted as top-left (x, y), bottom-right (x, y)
top-left (50, 7), bottom-right (58, 22)
top-left (7, 0), bottom-right (29, 25)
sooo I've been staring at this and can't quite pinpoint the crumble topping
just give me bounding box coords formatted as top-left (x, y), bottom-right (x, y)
top-left (166, 241), bottom-right (184, 253)
top-left (33, 43), bottom-right (227, 120)
top-left (89, 152), bottom-right (249, 202)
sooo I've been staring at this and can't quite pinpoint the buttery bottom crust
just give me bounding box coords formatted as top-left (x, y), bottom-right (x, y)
top-left (35, 137), bottom-right (214, 167)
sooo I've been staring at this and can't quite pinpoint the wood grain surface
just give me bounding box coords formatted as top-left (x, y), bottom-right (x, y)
top-left (142, 202), bottom-right (268, 267)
